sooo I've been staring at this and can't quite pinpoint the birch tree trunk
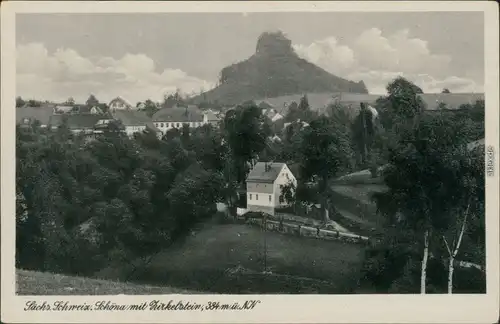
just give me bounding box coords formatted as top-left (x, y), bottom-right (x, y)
top-left (421, 229), bottom-right (430, 294)
top-left (447, 256), bottom-right (454, 294)
top-left (443, 202), bottom-right (469, 294)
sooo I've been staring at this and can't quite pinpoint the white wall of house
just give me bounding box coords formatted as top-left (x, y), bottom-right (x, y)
top-left (273, 164), bottom-right (297, 207)
top-left (95, 119), bottom-right (113, 126)
top-left (153, 121), bottom-right (205, 133)
top-left (247, 189), bottom-right (275, 208)
top-left (124, 125), bottom-right (146, 136)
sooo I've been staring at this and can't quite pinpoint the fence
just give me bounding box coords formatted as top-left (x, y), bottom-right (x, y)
top-left (245, 217), bottom-right (369, 244)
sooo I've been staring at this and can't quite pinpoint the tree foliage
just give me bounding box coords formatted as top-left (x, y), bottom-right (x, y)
top-left (85, 94), bottom-right (99, 107)
top-left (299, 116), bottom-right (353, 221)
top-left (16, 121), bottom-right (226, 276)
top-left (363, 78), bottom-right (485, 294)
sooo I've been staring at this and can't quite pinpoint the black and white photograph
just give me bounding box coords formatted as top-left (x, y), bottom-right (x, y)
top-left (1, 1), bottom-right (499, 323)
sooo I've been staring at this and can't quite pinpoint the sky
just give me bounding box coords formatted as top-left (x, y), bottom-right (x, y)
top-left (16, 12), bottom-right (484, 104)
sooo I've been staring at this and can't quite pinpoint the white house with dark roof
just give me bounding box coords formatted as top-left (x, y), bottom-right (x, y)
top-left (246, 162), bottom-right (297, 216)
top-left (152, 106), bottom-right (215, 134)
top-left (53, 105), bottom-right (74, 114)
top-left (111, 110), bottom-right (160, 137)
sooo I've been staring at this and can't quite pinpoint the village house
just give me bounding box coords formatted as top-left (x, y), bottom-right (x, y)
top-left (246, 162), bottom-right (297, 216)
top-left (111, 109), bottom-right (161, 138)
top-left (152, 106), bottom-right (217, 135)
top-left (53, 105), bottom-right (74, 114)
top-left (108, 96), bottom-right (134, 111)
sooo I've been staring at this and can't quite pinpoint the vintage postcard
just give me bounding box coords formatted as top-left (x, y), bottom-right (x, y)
top-left (1, 1), bottom-right (499, 323)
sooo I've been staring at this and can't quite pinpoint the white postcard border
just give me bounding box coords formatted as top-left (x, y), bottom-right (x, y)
top-left (2, 2), bottom-right (499, 323)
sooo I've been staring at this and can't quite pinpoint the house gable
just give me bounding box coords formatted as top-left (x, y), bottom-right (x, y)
top-left (273, 164), bottom-right (297, 207)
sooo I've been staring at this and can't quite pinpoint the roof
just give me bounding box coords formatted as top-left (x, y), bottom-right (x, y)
top-left (16, 106), bottom-right (54, 125)
top-left (253, 92), bottom-right (382, 116)
top-left (418, 93), bottom-right (485, 110)
top-left (111, 110), bottom-right (151, 126)
top-left (246, 162), bottom-right (285, 183)
top-left (77, 105), bottom-right (103, 114)
top-left (152, 107), bottom-right (204, 122)
top-left (49, 114), bottom-right (109, 129)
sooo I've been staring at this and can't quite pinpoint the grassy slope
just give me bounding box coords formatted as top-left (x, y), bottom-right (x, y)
top-left (16, 269), bottom-right (197, 295)
top-left (98, 223), bottom-right (366, 294)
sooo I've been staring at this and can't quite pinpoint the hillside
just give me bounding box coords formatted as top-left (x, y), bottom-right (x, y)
top-left (16, 269), bottom-right (197, 295)
top-left (192, 31), bottom-right (368, 105)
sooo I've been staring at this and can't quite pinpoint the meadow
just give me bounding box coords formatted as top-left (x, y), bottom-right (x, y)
top-left (97, 221), bottom-right (367, 294)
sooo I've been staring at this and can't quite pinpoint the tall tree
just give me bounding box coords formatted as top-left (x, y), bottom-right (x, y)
top-left (352, 103), bottom-right (376, 169)
top-left (16, 96), bottom-right (26, 108)
top-left (284, 101), bottom-right (299, 122)
top-left (65, 97), bottom-right (76, 106)
top-left (141, 99), bottom-right (159, 117)
top-left (373, 110), bottom-right (484, 294)
top-left (222, 103), bottom-right (270, 215)
top-left (299, 116), bottom-right (353, 222)
top-left (86, 94), bottom-right (99, 107)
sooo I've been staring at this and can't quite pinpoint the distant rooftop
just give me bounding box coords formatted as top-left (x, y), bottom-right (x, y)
top-left (152, 107), bottom-right (204, 122)
top-left (16, 106), bottom-right (54, 125)
top-left (111, 110), bottom-right (159, 132)
top-left (49, 113), bottom-right (111, 130)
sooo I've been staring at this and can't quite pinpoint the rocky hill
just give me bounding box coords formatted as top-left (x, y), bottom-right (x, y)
top-left (192, 31), bottom-right (368, 105)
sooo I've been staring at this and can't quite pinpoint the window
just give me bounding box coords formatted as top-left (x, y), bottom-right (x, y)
top-left (167, 123), bottom-right (170, 127)
top-left (176, 123), bottom-right (180, 127)
top-left (256, 194), bottom-right (259, 200)
top-left (161, 123), bottom-right (164, 128)
top-left (269, 195), bottom-right (271, 202)
top-left (249, 194), bottom-right (252, 200)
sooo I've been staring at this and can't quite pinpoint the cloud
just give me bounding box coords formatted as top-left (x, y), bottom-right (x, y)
top-left (293, 37), bottom-right (356, 75)
top-left (16, 43), bottom-right (215, 104)
top-left (294, 28), bottom-right (482, 94)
